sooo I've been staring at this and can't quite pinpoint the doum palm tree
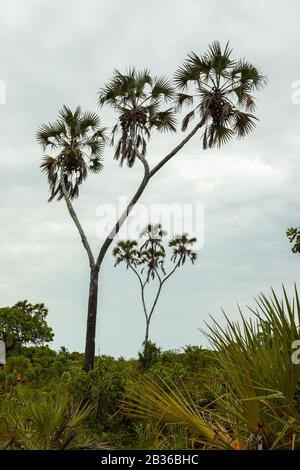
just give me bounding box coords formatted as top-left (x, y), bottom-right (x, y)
top-left (38, 42), bottom-right (266, 370)
top-left (113, 224), bottom-right (197, 352)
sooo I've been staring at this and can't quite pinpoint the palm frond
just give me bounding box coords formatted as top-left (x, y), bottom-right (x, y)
top-left (149, 109), bottom-right (177, 133)
top-left (233, 111), bottom-right (257, 138)
top-left (174, 41), bottom-right (266, 147)
top-left (151, 77), bottom-right (175, 101)
top-left (181, 110), bottom-right (195, 132)
top-left (38, 106), bottom-right (106, 201)
top-left (100, 69), bottom-right (177, 166)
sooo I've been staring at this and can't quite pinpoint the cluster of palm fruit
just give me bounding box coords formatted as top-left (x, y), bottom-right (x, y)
top-left (205, 90), bottom-right (232, 123)
top-left (117, 107), bottom-right (149, 167)
top-left (119, 108), bottom-right (148, 130)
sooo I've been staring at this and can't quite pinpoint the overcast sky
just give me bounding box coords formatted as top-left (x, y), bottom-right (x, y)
top-left (0, 0), bottom-right (299, 357)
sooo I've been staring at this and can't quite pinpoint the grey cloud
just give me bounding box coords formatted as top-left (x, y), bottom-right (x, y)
top-left (0, 0), bottom-right (299, 356)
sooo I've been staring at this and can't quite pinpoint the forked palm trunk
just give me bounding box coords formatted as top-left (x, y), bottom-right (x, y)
top-left (61, 123), bottom-right (203, 371)
top-left (84, 266), bottom-right (99, 371)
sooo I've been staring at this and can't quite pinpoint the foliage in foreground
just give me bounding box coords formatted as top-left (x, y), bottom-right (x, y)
top-left (0, 390), bottom-right (108, 450)
top-left (123, 286), bottom-right (300, 450)
top-left (1, 286), bottom-right (300, 450)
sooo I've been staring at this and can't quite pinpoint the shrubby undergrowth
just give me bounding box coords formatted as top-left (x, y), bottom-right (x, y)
top-left (1, 287), bottom-right (300, 450)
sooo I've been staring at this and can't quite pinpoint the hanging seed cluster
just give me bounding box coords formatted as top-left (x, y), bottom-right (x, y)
top-left (120, 108), bottom-right (148, 130)
top-left (208, 91), bottom-right (232, 123)
top-left (116, 107), bottom-right (149, 167)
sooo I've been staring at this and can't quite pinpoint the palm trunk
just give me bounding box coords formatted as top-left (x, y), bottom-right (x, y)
top-left (84, 267), bottom-right (99, 371)
top-left (60, 124), bottom-right (202, 371)
top-left (144, 319), bottom-right (150, 351)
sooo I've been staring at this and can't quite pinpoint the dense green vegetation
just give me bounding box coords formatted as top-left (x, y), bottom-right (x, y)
top-left (1, 287), bottom-right (300, 450)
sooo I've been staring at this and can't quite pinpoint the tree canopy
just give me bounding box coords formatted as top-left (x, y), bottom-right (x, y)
top-left (0, 301), bottom-right (54, 353)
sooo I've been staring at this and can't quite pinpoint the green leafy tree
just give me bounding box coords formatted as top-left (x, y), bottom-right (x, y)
top-left (113, 224), bottom-right (197, 352)
top-left (287, 227), bottom-right (300, 253)
top-left (38, 42), bottom-right (266, 371)
top-left (0, 301), bottom-right (54, 354)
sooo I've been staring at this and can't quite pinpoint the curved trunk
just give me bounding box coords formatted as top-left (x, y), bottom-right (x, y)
top-left (59, 123), bottom-right (202, 371)
top-left (84, 267), bottom-right (99, 371)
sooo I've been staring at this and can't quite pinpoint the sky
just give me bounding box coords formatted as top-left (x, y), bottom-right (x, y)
top-left (0, 0), bottom-right (299, 357)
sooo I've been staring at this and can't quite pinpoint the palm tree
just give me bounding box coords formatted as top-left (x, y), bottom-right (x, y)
top-left (38, 105), bottom-right (106, 201)
top-left (37, 106), bottom-right (107, 371)
top-left (99, 69), bottom-right (176, 167)
top-left (113, 225), bottom-right (197, 353)
top-left (113, 240), bottom-right (140, 268)
top-left (174, 41), bottom-right (266, 148)
top-left (39, 42), bottom-right (266, 371)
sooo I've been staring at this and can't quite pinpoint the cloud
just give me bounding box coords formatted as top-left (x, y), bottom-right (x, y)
top-left (0, 0), bottom-right (299, 356)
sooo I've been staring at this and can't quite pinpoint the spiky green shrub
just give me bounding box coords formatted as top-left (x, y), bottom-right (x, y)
top-left (0, 389), bottom-right (106, 450)
top-left (123, 286), bottom-right (300, 450)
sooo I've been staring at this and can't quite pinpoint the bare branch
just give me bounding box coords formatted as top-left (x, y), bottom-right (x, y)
top-left (129, 264), bottom-right (149, 322)
top-left (162, 263), bottom-right (179, 285)
top-left (148, 280), bottom-right (163, 323)
top-left (148, 264), bottom-right (178, 323)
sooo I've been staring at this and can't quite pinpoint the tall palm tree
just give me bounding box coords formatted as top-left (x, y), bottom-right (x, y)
top-left (39, 42), bottom-right (266, 371)
top-left (99, 69), bottom-right (176, 167)
top-left (38, 105), bottom-right (106, 201)
top-left (174, 41), bottom-right (266, 149)
top-left (38, 106), bottom-right (107, 372)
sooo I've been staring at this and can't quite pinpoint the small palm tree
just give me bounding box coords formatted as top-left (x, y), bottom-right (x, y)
top-left (38, 105), bottom-right (106, 201)
top-left (113, 224), bottom-right (197, 354)
top-left (0, 392), bottom-right (107, 450)
top-left (174, 41), bottom-right (267, 148)
top-left (113, 240), bottom-right (140, 268)
top-left (169, 234), bottom-right (197, 265)
top-left (98, 69), bottom-right (176, 167)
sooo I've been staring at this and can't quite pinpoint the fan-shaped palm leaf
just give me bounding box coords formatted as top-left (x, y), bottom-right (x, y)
top-left (169, 234), bottom-right (197, 265)
top-left (38, 106), bottom-right (106, 201)
top-left (174, 41), bottom-right (266, 149)
top-left (99, 69), bottom-right (176, 167)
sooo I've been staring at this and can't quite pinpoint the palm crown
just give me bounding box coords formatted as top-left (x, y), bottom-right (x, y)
top-left (37, 105), bottom-right (106, 201)
top-left (174, 41), bottom-right (267, 148)
top-left (169, 234), bottom-right (197, 265)
top-left (98, 69), bottom-right (176, 167)
top-left (112, 240), bottom-right (140, 268)
top-left (113, 225), bottom-right (197, 281)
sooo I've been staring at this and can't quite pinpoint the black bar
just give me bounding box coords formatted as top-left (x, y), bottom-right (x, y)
top-left (0, 450), bottom-right (298, 466)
